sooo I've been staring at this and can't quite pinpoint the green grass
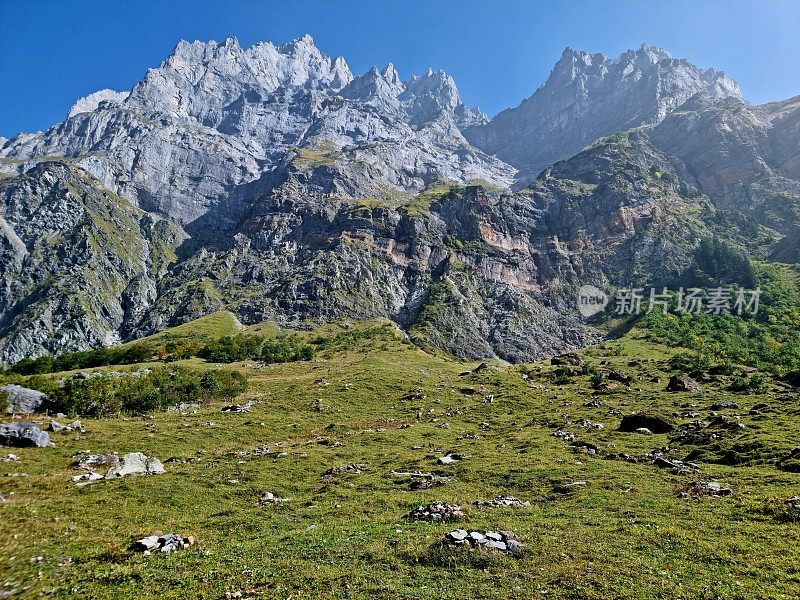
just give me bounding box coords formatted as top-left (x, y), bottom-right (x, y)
top-left (134, 310), bottom-right (244, 347)
top-left (291, 139), bottom-right (342, 169)
top-left (1, 322), bottom-right (799, 598)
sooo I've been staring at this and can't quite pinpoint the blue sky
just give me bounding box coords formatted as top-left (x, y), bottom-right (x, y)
top-left (1, 0), bottom-right (798, 137)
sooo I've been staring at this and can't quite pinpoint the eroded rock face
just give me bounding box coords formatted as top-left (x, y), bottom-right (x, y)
top-left (0, 162), bottom-right (185, 363)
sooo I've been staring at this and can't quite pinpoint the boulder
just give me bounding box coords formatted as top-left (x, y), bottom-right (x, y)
top-left (0, 422), bottom-right (52, 447)
top-left (1, 385), bottom-right (47, 414)
top-left (131, 533), bottom-right (195, 554)
top-left (618, 414), bottom-right (674, 434)
top-left (105, 452), bottom-right (165, 478)
top-left (667, 374), bottom-right (702, 392)
top-left (437, 452), bottom-right (466, 465)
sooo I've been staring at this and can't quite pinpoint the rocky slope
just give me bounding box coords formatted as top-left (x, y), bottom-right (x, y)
top-left (0, 37), bottom-right (797, 362)
top-left (0, 162), bottom-right (185, 362)
top-left (464, 44), bottom-right (742, 180)
top-left (127, 132), bottom-right (715, 362)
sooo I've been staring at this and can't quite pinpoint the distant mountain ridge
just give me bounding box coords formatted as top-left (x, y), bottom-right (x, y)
top-left (0, 37), bottom-right (798, 363)
top-left (464, 43), bottom-right (742, 179)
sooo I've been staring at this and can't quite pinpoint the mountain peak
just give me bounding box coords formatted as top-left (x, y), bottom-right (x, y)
top-left (465, 43), bottom-right (743, 175)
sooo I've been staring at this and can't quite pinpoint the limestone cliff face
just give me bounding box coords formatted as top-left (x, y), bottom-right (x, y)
top-left (0, 38), bottom-right (797, 362)
top-left (129, 134), bottom-right (713, 362)
top-left (0, 36), bottom-right (513, 233)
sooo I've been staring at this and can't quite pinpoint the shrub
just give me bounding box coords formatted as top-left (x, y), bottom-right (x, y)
top-left (201, 333), bottom-right (315, 364)
top-left (44, 366), bottom-right (248, 416)
top-left (729, 374), bottom-right (768, 394)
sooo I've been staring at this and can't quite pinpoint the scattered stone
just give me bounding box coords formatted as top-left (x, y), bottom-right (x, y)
top-left (1, 385), bottom-right (47, 414)
top-left (438, 422), bottom-right (451, 429)
top-left (105, 452), bottom-right (165, 478)
top-left (474, 496), bottom-right (530, 508)
top-left (710, 401), bottom-right (739, 411)
top-left (410, 478), bottom-right (449, 490)
top-left (653, 456), bottom-right (700, 474)
top-left (584, 398), bottom-right (604, 408)
top-left (441, 529), bottom-right (521, 554)
top-left (635, 427), bottom-right (653, 435)
top-left (618, 414), bottom-right (674, 434)
top-left (322, 463), bottom-right (365, 478)
top-left (47, 419), bottom-right (84, 433)
top-left (0, 453), bottom-right (19, 462)
top-left (570, 442), bottom-right (601, 455)
top-left (667, 374), bottom-right (702, 392)
top-left (785, 496), bottom-right (800, 510)
top-left (405, 502), bottom-right (464, 522)
top-left (71, 472), bottom-right (104, 485)
top-left (131, 533), bottom-right (195, 554)
top-left (221, 401), bottom-right (255, 413)
top-left (392, 470), bottom-right (452, 490)
top-left (577, 418), bottom-right (604, 430)
top-left (258, 491), bottom-right (289, 504)
top-left (0, 422), bottom-right (52, 448)
top-left (74, 453), bottom-right (119, 469)
top-left (553, 430), bottom-right (577, 442)
top-left (479, 422), bottom-right (490, 430)
top-left (437, 452), bottom-right (466, 465)
top-left (679, 480), bottom-right (733, 499)
top-left (677, 411), bottom-right (700, 419)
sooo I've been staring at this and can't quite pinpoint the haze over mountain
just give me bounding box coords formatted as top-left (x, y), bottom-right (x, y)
top-left (0, 36), bottom-right (798, 363)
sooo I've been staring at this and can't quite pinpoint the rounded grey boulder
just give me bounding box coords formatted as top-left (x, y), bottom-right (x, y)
top-left (1, 385), bottom-right (47, 415)
top-left (0, 422), bottom-right (53, 448)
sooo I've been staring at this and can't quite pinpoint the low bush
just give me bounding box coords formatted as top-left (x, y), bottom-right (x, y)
top-left (42, 366), bottom-right (248, 416)
top-left (200, 333), bottom-right (315, 363)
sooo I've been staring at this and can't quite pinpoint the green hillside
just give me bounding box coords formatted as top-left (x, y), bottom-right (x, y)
top-left (1, 320), bottom-right (799, 598)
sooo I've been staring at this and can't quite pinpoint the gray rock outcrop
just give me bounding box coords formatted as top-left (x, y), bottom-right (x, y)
top-left (0, 422), bottom-right (52, 447)
top-left (1, 384), bottom-right (47, 414)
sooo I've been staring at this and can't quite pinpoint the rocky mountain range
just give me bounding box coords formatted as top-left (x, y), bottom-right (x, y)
top-left (0, 36), bottom-right (798, 363)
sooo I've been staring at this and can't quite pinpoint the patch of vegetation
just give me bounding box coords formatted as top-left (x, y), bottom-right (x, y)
top-left (6, 343), bottom-right (154, 375)
top-left (642, 262), bottom-right (800, 375)
top-left (681, 237), bottom-right (756, 287)
top-left (9, 366), bottom-right (247, 416)
top-left (401, 182), bottom-right (460, 219)
top-left (200, 333), bottom-right (315, 364)
top-left (290, 139), bottom-right (341, 169)
top-left (1, 319), bottom-right (800, 598)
